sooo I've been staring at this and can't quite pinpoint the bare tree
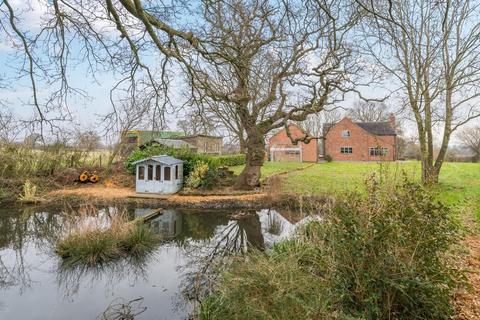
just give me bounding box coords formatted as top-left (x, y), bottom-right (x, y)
top-left (0, 109), bottom-right (20, 144)
top-left (176, 109), bottom-right (216, 136)
top-left (0, 0), bottom-right (176, 136)
top-left (196, 101), bottom-right (248, 153)
top-left (74, 130), bottom-right (103, 151)
top-left (348, 101), bottom-right (389, 122)
top-left (357, 0), bottom-right (480, 184)
top-left (459, 126), bottom-right (480, 161)
top-left (181, 0), bottom-right (366, 189)
top-left (3, 0), bottom-right (370, 189)
top-left (102, 98), bottom-right (153, 174)
top-left (299, 108), bottom-right (343, 138)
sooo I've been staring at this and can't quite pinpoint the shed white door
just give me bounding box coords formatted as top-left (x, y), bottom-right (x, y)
top-left (144, 164), bottom-right (155, 192)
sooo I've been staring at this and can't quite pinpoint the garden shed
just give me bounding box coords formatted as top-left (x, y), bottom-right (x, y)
top-left (132, 155), bottom-right (184, 194)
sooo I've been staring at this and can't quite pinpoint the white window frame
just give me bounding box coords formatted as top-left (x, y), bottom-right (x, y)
top-left (341, 130), bottom-right (351, 138)
top-left (369, 147), bottom-right (388, 156)
top-left (340, 146), bottom-right (353, 154)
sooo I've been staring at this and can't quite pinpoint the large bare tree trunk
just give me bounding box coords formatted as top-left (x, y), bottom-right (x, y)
top-left (235, 128), bottom-right (265, 190)
top-left (238, 213), bottom-right (265, 251)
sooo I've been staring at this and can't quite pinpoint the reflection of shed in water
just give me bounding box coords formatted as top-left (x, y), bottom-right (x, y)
top-left (148, 209), bottom-right (182, 239)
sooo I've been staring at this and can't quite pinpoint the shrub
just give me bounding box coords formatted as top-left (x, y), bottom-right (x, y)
top-left (313, 177), bottom-right (461, 319)
top-left (185, 161), bottom-right (220, 189)
top-left (200, 176), bottom-right (462, 319)
top-left (18, 179), bottom-right (41, 203)
top-left (324, 154), bottom-right (332, 162)
top-left (125, 145), bottom-right (212, 176)
top-left (186, 161), bottom-right (210, 188)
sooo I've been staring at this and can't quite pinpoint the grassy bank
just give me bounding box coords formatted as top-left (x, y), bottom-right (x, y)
top-left (200, 177), bottom-right (463, 319)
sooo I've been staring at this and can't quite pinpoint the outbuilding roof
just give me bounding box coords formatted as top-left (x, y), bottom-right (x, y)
top-left (150, 138), bottom-right (196, 149)
top-left (132, 155), bottom-right (184, 166)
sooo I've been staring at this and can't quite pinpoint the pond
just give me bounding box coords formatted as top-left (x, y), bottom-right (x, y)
top-left (0, 205), bottom-right (307, 319)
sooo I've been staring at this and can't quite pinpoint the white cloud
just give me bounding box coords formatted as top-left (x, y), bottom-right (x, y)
top-left (9, 0), bottom-right (48, 30)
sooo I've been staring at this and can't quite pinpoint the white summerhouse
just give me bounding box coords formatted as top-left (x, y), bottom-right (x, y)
top-left (132, 155), bottom-right (184, 194)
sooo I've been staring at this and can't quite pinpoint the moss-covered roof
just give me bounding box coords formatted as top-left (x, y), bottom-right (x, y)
top-left (126, 130), bottom-right (185, 144)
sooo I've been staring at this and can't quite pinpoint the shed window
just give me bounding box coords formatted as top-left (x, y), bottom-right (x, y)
top-left (342, 130), bottom-right (351, 138)
top-left (138, 166), bottom-right (145, 180)
top-left (155, 165), bottom-right (161, 181)
top-left (340, 147), bottom-right (353, 154)
top-left (147, 165), bottom-right (153, 180)
top-left (164, 166), bottom-right (171, 181)
top-left (175, 165), bottom-right (179, 180)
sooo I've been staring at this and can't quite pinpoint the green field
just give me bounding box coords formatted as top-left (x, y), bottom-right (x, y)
top-left (233, 161), bottom-right (480, 225)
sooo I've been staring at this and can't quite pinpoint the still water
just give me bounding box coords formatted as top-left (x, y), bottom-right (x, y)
top-left (0, 205), bottom-right (306, 319)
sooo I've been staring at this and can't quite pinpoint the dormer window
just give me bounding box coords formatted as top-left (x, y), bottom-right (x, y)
top-left (342, 130), bottom-right (350, 138)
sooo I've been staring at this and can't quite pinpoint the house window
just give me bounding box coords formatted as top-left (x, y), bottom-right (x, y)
top-left (286, 149), bottom-right (300, 154)
top-left (175, 165), bottom-right (179, 180)
top-left (340, 147), bottom-right (353, 154)
top-left (164, 166), bottom-right (171, 181)
top-left (342, 130), bottom-right (351, 138)
top-left (369, 147), bottom-right (388, 156)
top-left (138, 166), bottom-right (145, 180)
top-left (155, 165), bottom-right (161, 181)
top-left (147, 164), bottom-right (153, 180)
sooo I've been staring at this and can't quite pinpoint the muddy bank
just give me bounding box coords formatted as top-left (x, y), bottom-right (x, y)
top-left (28, 185), bottom-right (276, 210)
top-left (3, 182), bottom-right (330, 212)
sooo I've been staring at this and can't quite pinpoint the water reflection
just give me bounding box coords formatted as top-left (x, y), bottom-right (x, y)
top-left (0, 205), bottom-right (307, 320)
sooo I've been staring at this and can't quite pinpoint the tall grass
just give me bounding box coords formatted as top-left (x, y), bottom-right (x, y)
top-left (56, 207), bottom-right (160, 266)
top-left (0, 143), bottom-right (107, 179)
top-left (200, 174), bottom-right (464, 320)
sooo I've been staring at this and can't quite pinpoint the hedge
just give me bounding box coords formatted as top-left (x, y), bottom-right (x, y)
top-left (124, 145), bottom-right (245, 177)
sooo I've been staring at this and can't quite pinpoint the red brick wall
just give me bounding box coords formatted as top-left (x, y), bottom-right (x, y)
top-left (325, 118), bottom-right (396, 161)
top-left (268, 124), bottom-right (318, 162)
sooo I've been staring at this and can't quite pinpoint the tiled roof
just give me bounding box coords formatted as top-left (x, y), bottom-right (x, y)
top-left (354, 122), bottom-right (396, 136)
top-left (323, 120), bottom-right (396, 136)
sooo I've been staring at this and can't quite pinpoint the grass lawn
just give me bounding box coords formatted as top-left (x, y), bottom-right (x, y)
top-left (233, 160), bottom-right (480, 225)
top-left (231, 161), bottom-right (312, 181)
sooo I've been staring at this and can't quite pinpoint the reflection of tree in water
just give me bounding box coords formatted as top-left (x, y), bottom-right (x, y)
top-left (98, 297), bottom-right (147, 320)
top-left (56, 254), bottom-right (154, 300)
top-left (0, 204), bottom-right (129, 294)
top-left (0, 206), bottom-right (66, 292)
top-left (177, 212), bottom-right (265, 306)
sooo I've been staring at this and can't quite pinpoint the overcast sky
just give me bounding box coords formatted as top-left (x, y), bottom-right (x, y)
top-left (1, 0), bottom-right (478, 145)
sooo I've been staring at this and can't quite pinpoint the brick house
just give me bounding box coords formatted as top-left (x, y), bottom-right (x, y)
top-left (323, 117), bottom-right (397, 161)
top-left (268, 124), bottom-right (318, 162)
